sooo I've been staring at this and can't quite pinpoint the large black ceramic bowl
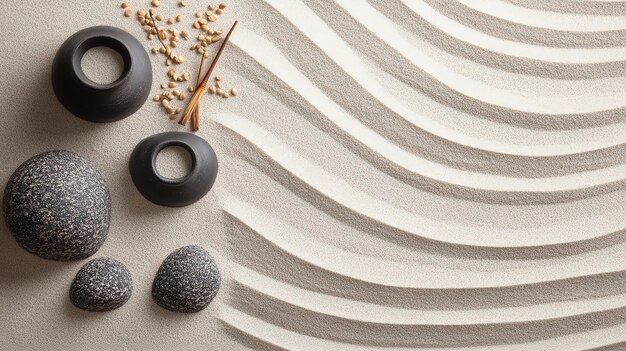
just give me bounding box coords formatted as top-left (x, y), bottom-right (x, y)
top-left (52, 26), bottom-right (152, 123)
top-left (129, 132), bottom-right (219, 207)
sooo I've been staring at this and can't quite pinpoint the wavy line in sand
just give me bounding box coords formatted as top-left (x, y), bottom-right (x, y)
top-left (229, 285), bottom-right (626, 347)
top-left (504, 0), bottom-right (626, 16)
top-left (254, 0), bottom-right (626, 157)
top-left (421, 0), bottom-right (626, 49)
top-left (227, 218), bottom-right (626, 310)
top-left (223, 195), bottom-right (626, 288)
top-left (454, 0), bottom-right (626, 32)
top-left (228, 37), bottom-right (626, 183)
top-left (230, 262), bottom-right (626, 325)
top-left (215, 112), bottom-right (626, 247)
top-left (333, 0), bottom-right (626, 114)
top-left (399, 0), bottom-right (626, 63)
top-left (220, 306), bottom-right (626, 350)
top-left (231, 28), bottom-right (626, 180)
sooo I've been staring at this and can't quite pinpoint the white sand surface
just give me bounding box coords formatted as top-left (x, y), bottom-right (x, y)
top-left (0, 0), bottom-right (625, 350)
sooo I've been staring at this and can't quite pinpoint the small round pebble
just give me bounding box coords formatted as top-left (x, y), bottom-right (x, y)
top-left (152, 245), bottom-right (221, 313)
top-left (3, 150), bottom-right (111, 261)
top-left (70, 257), bottom-right (133, 312)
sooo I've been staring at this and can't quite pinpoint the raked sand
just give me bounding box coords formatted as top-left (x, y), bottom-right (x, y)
top-left (0, 0), bottom-right (625, 350)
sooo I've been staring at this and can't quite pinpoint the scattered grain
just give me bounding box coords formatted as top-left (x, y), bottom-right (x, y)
top-left (215, 75), bottom-right (222, 81)
top-left (167, 18), bottom-right (174, 24)
top-left (187, 86), bottom-right (195, 92)
top-left (168, 82), bottom-right (177, 88)
top-left (169, 114), bottom-right (178, 120)
top-left (208, 5), bottom-right (216, 10)
top-left (195, 11), bottom-right (202, 18)
top-left (179, 1), bottom-right (187, 7)
top-left (178, 93), bottom-right (186, 100)
top-left (231, 88), bottom-right (238, 96)
top-left (124, 8), bottom-right (133, 17)
top-left (121, 2), bottom-right (129, 8)
top-left (176, 14), bottom-right (183, 22)
top-left (208, 14), bottom-right (217, 22)
top-left (151, 0), bottom-right (160, 7)
top-left (222, 92), bottom-right (229, 98)
top-left (181, 30), bottom-right (189, 39)
top-left (193, 21), bottom-right (200, 29)
top-left (155, 14), bottom-right (164, 21)
top-left (153, 95), bottom-right (161, 101)
top-left (161, 83), bottom-right (168, 89)
top-left (208, 85), bottom-right (216, 94)
top-left (161, 99), bottom-right (170, 108)
top-left (219, 3), bottom-right (227, 9)
top-left (216, 88), bottom-right (224, 95)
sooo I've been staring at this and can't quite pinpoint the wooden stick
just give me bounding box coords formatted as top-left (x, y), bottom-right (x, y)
top-left (191, 52), bottom-right (207, 131)
top-left (149, 12), bottom-right (168, 50)
top-left (179, 20), bottom-right (238, 126)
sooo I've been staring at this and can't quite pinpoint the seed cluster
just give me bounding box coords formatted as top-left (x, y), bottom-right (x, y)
top-left (121, 1), bottom-right (238, 125)
top-left (207, 75), bottom-right (236, 99)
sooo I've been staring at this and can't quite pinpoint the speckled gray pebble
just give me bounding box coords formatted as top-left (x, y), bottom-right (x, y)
top-left (70, 257), bottom-right (133, 312)
top-left (3, 150), bottom-right (111, 261)
top-left (152, 245), bottom-right (221, 313)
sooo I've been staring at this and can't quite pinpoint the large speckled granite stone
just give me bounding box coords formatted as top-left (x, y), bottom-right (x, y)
top-left (3, 150), bottom-right (111, 261)
top-left (70, 257), bottom-right (133, 312)
top-left (152, 245), bottom-right (221, 313)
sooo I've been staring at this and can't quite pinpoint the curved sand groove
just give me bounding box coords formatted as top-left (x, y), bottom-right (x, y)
top-left (334, 0), bottom-right (626, 114)
top-left (223, 187), bottom-right (626, 261)
top-left (265, 0), bottom-right (626, 119)
top-left (587, 341), bottom-right (626, 351)
top-left (229, 281), bottom-right (626, 347)
top-left (220, 306), bottom-right (626, 350)
top-left (231, 263), bottom-right (626, 325)
top-left (399, 0), bottom-right (626, 63)
top-left (227, 220), bottom-right (626, 310)
top-left (220, 1), bottom-right (626, 348)
top-left (230, 26), bottom-right (626, 162)
top-left (454, 0), bottom-right (626, 32)
top-left (215, 112), bottom-right (626, 248)
top-left (227, 40), bottom-right (626, 182)
top-left (223, 196), bottom-right (626, 288)
top-left (364, 1), bottom-right (625, 83)
top-left (504, 0), bottom-right (626, 16)
top-left (425, 0), bottom-right (626, 48)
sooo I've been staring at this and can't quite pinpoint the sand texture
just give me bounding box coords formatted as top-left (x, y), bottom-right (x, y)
top-left (1, 0), bottom-right (625, 350)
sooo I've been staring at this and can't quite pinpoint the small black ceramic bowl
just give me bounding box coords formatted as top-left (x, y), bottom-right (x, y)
top-left (52, 26), bottom-right (152, 123)
top-left (129, 132), bottom-right (219, 207)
